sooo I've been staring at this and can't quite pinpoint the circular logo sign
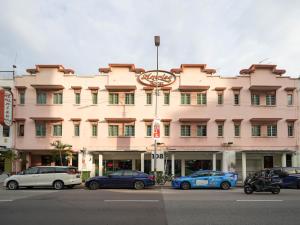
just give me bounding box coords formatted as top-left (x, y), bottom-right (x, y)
top-left (138, 70), bottom-right (176, 87)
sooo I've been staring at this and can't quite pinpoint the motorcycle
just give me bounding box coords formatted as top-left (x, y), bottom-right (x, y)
top-left (244, 170), bottom-right (281, 194)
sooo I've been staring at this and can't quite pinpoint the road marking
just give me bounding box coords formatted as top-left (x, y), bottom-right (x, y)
top-left (104, 200), bottom-right (159, 202)
top-left (0, 200), bottom-right (13, 202)
top-left (236, 200), bottom-right (283, 202)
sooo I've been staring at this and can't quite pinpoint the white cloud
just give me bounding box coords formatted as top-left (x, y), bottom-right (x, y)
top-left (0, 0), bottom-right (300, 77)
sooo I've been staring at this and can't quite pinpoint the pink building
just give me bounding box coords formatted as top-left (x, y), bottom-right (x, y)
top-left (13, 64), bottom-right (300, 181)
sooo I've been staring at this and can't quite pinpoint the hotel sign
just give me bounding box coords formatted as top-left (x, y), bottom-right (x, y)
top-left (138, 70), bottom-right (176, 87)
top-left (0, 90), bottom-right (13, 126)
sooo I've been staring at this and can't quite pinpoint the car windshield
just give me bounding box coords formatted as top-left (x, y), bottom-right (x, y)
top-left (110, 171), bottom-right (123, 176)
top-left (190, 171), bottom-right (211, 177)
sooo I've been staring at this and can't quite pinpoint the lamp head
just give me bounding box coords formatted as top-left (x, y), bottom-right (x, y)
top-left (154, 36), bottom-right (160, 47)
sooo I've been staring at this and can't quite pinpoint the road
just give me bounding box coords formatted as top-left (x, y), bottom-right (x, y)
top-left (0, 186), bottom-right (299, 225)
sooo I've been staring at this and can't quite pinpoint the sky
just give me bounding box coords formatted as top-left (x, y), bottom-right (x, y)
top-left (0, 0), bottom-right (300, 77)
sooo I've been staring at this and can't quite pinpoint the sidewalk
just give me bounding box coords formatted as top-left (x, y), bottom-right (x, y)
top-left (0, 174), bottom-right (9, 184)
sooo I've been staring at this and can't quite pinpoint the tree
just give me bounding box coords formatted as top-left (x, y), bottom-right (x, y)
top-left (50, 140), bottom-right (72, 166)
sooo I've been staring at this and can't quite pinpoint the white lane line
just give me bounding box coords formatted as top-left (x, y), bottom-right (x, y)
top-left (104, 200), bottom-right (159, 202)
top-left (0, 200), bottom-right (13, 202)
top-left (236, 200), bottom-right (283, 202)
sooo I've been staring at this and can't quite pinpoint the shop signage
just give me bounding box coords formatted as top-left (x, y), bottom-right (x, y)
top-left (151, 151), bottom-right (165, 172)
top-left (138, 70), bottom-right (176, 87)
top-left (153, 118), bottom-right (161, 140)
top-left (0, 90), bottom-right (13, 126)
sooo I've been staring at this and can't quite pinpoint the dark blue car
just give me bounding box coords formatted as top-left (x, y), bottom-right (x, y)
top-left (273, 167), bottom-right (300, 189)
top-left (85, 170), bottom-right (155, 190)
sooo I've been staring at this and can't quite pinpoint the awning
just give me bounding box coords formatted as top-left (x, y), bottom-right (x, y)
top-left (105, 118), bottom-right (136, 123)
top-left (215, 119), bottom-right (226, 122)
top-left (70, 118), bottom-right (82, 121)
top-left (179, 118), bottom-right (210, 123)
top-left (249, 85), bottom-right (281, 91)
top-left (232, 119), bottom-right (243, 123)
top-left (30, 117), bottom-right (64, 122)
top-left (71, 86), bottom-right (82, 90)
top-left (250, 118), bottom-right (282, 123)
top-left (214, 87), bottom-right (226, 91)
top-left (286, 119), bottom-right (297, 122)
top-left (284, 87), bottom-right (296, 91)
top-left (87, 119), bottom-right (99, 122)
top-left (105, 85), bottom-right (136, 91)
top-left (178, 85), bottom-right (210, 92)
top-left (31, 85), bottom-right (64, 90)
top-left (142, 119), bottom-right (172, 122)
top-left (14, 118), bottom-right (26, 122)
top-left (15, 86), bottom-right (27, 90)
top-left (231, 86), bottom-right (243, 90)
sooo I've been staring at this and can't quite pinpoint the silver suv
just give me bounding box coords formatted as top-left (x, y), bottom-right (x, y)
top-left (4, 166), bottom-right (82, 190)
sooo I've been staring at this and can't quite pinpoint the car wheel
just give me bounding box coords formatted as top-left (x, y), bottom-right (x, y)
top-left (134, 181), bottom-right (145, 190)
top-left (220, 182), bottom-right (231, 190)
top-left (88, 181), bottom-right (99, 190)
top-left (53, 181), bottom-right (64, 190)
top-left (244, 185), bottom-right (253, 194)
top-left (271, 186), bottom-right (280, 194)
top-left (7, 181), bottom-right (18, 190)
top-left (180, 182), bottom-right (190, 190)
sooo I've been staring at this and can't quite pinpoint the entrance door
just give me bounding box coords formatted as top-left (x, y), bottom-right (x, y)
top-left (264, 156), bottom-right (273, 168)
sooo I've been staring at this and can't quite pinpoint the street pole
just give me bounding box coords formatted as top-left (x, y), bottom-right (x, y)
top-left (154, 36), bottom-right (160, 177)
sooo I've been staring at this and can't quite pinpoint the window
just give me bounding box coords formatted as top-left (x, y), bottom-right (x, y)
top-left (197, 125), bottom-right (207, 137)
top-left (252, 125), bottom-right (261, 136)
top-left (234, 94), bottom-right (239, 105)
top-left (164, 124), bottom-right (170, 136)
top-left (234, 124), bottom-right (240, 137)
top-left (19, 91), bottom-right (25, 104)
top-left (124, 125), bottom-right (135, 137)
top-left (92, 93), bottom-right (98, 104)
top-left (217, 124), bottom-right (223, 137)
top-left (53, 125), bottom-right (62, 136)
top-left (2, 126), bottom-right (10, 137)
top-left (217, 94), bottom-right (223, 105)
top-left (146, 125), bottom-right (152, 137)
top-left (251, 94), bottom-right (260, 105)
top-left (267, 125), bottom-right (277, 137)
top-left (36, 123), bottom-right (46, 136)
top-left (109, 93), bottom-right (119, 105)
top-left (74, 124), bottom-right (80, 136)
top-left (181, 125), bottom-right (191, 136)
top-left (39, 167), bottom-right (55, 174)
top-left (125, 93), bottom-right (135, 104)
top-left (24, 167), bottom-right (38, 175)
top-left (37, 92), bottom-right (47, 104)
top-left (288, 123), bottom-right (294, 137)
top-left (146, 93), bottom-right (152, 105)
top-left (287, 94), bottom-right (293, 105)
top-left (181, 93), bottom-right (191, 105)
top-left (266, 94), bottom-right (276, 105)
top-left (164, 93), bottom-right (170, 105)
top-left (53, 93), bottom-right (63, 104)
top-left (75, 93), bottom-right (81, 104)
top-left (18, 124), bottom-right (24, 136)
top-left (109, 125), bottom-right (119, 136)
top-left (92, 124), bottom-right (98, 136)
top-left (197, 93), bottom-right (207, 105)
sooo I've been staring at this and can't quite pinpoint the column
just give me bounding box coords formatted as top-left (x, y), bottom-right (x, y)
top-left (281, 153), bottom-right (287, 167)
top-left (212, 153), bottom-right (217, 171)
top-left (242, 152), bottom-right (247, 182)
top-left (171, 154), bottom-right (175, 176)
top-left (181, 159), bottom-right (185, 176)
top-left (88, 153), bottom-right (95, 177)
top-left (132, 159), bottom-right (136, 170)
top-left (222, 151), bottom-right (228, 172)
top-left (26, 152), bottom-right (31, 169)
top-left (68, 154), bottom-right (73, 166)
top-left (140, 153), bottom-right (144, 172)
top-left (98, 154), bottom-right (103, 176)
top-left (222, 151), bottom-right (236, 172)
top-left (78, 152), bottom-right (83, 171)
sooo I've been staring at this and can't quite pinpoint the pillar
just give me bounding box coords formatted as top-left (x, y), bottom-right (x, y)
top-left (141, 153), bottom-right (144, 172)
top-left (171, 153), bottom-right (175, 176)
top-left (68, 154), bottom-right (73, 166)
top-left (181, 159), bottom-right (185, 176)
top-left (212, 153), bottom-right (217, 171)
top-left (98, 154), bottom-right (103, 176)
top-left (281, 153), bottom-right (287, 167)
top-left (78, 152), bottom-right (83, 171)
top-left (242, 152), bottom-right (247, 182)
top-left (222, 151), bottom-right (228, 172)
top-left (88, 153), bottom-right (95, 177)
top-left (222, 151), bottom-right (236, 172)
top-left (26, 152), bottom-right (31, 169)
top-left (132, 159), bottom-right (136, 170)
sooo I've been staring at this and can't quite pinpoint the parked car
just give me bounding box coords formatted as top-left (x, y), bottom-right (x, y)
top-left (85, 170), bottom-right (155, 190)
top-left (172, 170), bottom-right (238, 190)
top-left (4, 166), bottom-right (82, 190)
top-left (272, 167), bottom-right (300, 189)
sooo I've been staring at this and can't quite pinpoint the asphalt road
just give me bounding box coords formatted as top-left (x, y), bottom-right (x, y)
top-left (0, 186), bottom-right (300, 225)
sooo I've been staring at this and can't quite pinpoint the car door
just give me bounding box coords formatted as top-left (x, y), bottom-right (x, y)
top-left (210, 171), bottom-right (224, 187)
top-left (106, 170), bottom-right (124, 188)
top-left (19, 167), bottom-right (39, 186)
top-left (38, 167), bottom-right (55, 186)
top-left (122, 170), bottom-right (135, 188)
top-left (194, 171), bottom-right (211, 188)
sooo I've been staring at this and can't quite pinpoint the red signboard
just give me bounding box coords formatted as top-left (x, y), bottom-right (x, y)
top-left (153, 119), bottom-right (161, 140)
top-left (0, 89), bottom-right (13, 126)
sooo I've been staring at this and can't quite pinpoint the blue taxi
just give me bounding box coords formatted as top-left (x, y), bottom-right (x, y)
top-left (172, 170), bottom-right (238, 190)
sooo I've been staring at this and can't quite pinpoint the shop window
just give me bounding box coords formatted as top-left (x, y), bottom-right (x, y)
top-left (53, 93), bottom-right (63, 104)
top-left (37, 92), bottom-right (47, 104)
top-left (286, 155), bottom-right (292, 167)
top-left (164, 93), bottom-right (170, 105)
top-left (252, 125), bottom-right (261, 136)
top-left (267, 125), bottom-right (277, 137)
top-left (53, 124), bottom-right (62, 136)
top-left (197, 125), bottom-right (207, 137)
top-left (146, 93), bottom-right (152, 105)
top-left (109, 93), bottom-right (119, 104)
top-left (181, 125), bottom-right (191, 136)
top-left (18, 124), bottom-right (25, 137)
top-left (197, 93), bottom-right (207, 105)
top-left (75, 93), bottom-right (81, 104)
top-left (109, 125), bottom-right (119, 136)
top-left (181, 93), bottom-right (191, 105)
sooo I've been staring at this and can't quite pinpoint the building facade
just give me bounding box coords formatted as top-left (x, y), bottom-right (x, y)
top-left (13, 64), bottom-right (300, 181)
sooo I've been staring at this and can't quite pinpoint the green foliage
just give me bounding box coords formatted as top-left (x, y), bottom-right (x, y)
top-left (0, 149), bottom-right (19, 161)
top-left (50, 140), bottom-right (72, 166)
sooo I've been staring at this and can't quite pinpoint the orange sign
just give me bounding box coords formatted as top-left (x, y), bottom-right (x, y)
top-left (138, 70), bottom-right (176, 87)
top-left (153, 119), bottom-right (161, 140)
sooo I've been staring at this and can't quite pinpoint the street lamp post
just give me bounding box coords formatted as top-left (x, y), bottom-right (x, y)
top-left (154, 36), bottom-right (160, 176)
